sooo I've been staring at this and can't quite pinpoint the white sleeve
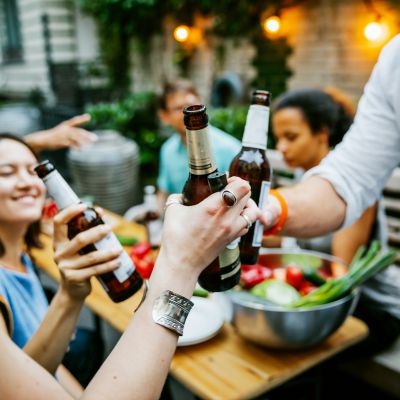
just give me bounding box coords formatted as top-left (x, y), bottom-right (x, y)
top-left (305, 34), bottom-right (400, 228)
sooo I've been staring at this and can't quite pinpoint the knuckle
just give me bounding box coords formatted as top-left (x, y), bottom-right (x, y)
top-left (220, 222), bottom-right (232, 236)
top-left (207, 204), bottom-right (219, 216)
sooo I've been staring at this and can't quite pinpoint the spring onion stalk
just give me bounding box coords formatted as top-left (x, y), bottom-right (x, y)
top-left (289, 241), bottom-right (397, 309)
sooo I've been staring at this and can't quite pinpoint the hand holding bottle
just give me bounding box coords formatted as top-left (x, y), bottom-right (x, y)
top-left (52, 203), bottom-right (122, 301)
top-left (259, 193), bottom-right (282, 230)
top-left (159, 177), bottom-right (260, 278)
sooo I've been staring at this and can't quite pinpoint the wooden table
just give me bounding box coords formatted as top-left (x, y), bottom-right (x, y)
top-left (32, 212), bottom-right (368, 400)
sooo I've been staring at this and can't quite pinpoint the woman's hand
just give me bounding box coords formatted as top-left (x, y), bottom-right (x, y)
top-left (52, 204), bottom-right (121, 302)
top-left (159, 177), bottom-right (261, 276)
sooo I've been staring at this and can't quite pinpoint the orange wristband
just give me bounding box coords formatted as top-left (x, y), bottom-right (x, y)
top-left (263, 189), bottom-right (288, 236)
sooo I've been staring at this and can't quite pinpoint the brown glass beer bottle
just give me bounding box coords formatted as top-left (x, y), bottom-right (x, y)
top-left (229, 90), bottom-right (272, 264)
top-left (35, 161), bottom-right (143, 302)
top-left (182, 105), bottom-right (239, 291)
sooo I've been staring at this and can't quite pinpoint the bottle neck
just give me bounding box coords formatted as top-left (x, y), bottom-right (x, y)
top-left (42, 170), bottom-right (81, 210)
top-left (242, 104), bottom-right (270, 150)
top-left (144, 193), bottom-right (158, 212)
top-left (186, 126), bottom-right (216, 175)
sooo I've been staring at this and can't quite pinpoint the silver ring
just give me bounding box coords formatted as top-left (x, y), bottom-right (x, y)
top-left (221, 189), bottom-right (237, 207)
top-left (164, 198), bottom-right (181, 211)
top-left (241, 213), bottom-right (252, 230)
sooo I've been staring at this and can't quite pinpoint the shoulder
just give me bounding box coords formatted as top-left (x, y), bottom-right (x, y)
top-left (160, 134), bottom-right (181, 153)
top-left (374, 35), bottom-right (400, 90)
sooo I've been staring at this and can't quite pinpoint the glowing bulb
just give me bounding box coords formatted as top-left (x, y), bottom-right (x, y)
top-left (263, 16), bottom-right (281, 34)
top-left (364, 21), bottom-right (385, 42)
top-left (173, 25), bottom-right (190, 43)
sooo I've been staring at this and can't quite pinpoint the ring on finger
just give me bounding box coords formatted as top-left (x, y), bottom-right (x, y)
top-left (221, 189), bottom-right (237, 207)
top-left (241, 213), bottom-right (252, 230)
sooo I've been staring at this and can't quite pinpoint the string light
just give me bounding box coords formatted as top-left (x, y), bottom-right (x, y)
top-left (364, 21), bottom-right (388, 42)
top-left (263, 16), bottom-right (281, 34)
top-left (173, 25), bottom-right (190, 43)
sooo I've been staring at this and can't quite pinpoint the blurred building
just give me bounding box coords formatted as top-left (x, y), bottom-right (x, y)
top-left (0, 0), bottom-right (399, 107)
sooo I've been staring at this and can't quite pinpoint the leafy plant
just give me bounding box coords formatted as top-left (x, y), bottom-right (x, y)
top-left (85, 92), bottom-right (165, 179)
top-left (78, 0), bottom-right (295, 96)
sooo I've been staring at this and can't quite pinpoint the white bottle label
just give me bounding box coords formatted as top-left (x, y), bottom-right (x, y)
top-left (94, 233), bottom-right (135, 283)
top-left (242, 105), bottom-right (270, 150)
top-left (252, 180), bottom-right (271, 247)
top-left (43, 170), bottom-right (80, 209)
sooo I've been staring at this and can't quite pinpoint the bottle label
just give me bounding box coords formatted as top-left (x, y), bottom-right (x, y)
top-left (242, 105), bottom-right (270, 150)
top-left (219, 242), bottom-right (241, 281)
top-left (186, 127), bottom-right (216, 175)
top-left (43, 170), bottom-right (81, 210)
top-left (252, 180), bottom-right (271, 247)
top-left (94, 233), bottom-right (135, 283)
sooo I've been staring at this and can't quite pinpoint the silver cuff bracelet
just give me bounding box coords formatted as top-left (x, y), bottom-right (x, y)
top-left (152, 290), bottom-right (194, 336)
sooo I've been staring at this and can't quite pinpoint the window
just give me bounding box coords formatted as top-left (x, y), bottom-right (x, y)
top-left (1, 0), bottom-right (23, 63)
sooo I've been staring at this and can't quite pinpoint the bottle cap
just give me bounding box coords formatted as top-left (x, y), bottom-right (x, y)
top-left (207, 171), bottom-right (228, 193)
top-left (144, 185), bottom-right (156, 195)
top-left (34, 160), bottom-right (55, 178)
top-left (251, 90), bottom-right (271, 107)
top-left (183, 105), bottom-right (208, 130)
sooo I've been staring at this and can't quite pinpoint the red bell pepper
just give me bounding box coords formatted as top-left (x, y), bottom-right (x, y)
top-left (299, 281), bottom-right (318, 296)
top-left (241, 265), bottom-right (273, 289)
top-left (130, 242), bottom-right (154, 279)
top-left (130, 242), bottom-right (151, 259)
top-left (285, 265), bottom-right (304, 290)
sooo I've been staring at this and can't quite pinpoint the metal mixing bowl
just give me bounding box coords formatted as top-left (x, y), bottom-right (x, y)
top-left (225, 249), bottom-right (360, 349)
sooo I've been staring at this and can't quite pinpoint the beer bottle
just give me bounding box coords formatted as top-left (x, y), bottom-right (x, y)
top-left (182, 105), bottom-right (238, 291)
top-left (142, 185), bottom-right (162, 249)
top-left (35, 161), bottom-right (143, 303)
top-left (229, 90), bottom-right (272, 264)
top-left (207, 171), bottom-right (241, 286)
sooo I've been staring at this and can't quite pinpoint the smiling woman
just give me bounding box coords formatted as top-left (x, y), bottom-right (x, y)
top-left (0, 134), bottom-right (43, 257)
top-left (0, 132), bottom-right (125, 395)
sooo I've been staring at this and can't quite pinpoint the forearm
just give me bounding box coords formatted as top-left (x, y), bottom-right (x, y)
top-left (25, 130), bottom-right (51, 153)
top-left (83, 250), bottom-right (198, 400)
top-left (279, 176), bottom-right (346, 238)
top-left (24, 289), bottom-right (83, 374)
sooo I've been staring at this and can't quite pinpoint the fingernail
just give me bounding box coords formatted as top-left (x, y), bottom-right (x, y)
top-left (102, 225), bottom-right (112, 233)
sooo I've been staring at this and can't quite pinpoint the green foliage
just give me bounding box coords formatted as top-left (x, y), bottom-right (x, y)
top-left (252, 34), bottom-right (292, 99)
top-left (209, 107), bottom-right (247, 141)
top-left (85, 92), bottom-right (165, 175)
top-left (78, 0), bottom-right (294, 96)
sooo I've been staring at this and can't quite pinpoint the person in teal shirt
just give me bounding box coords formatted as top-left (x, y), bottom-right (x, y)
top-left (157, 80), bottom-right (241, 205)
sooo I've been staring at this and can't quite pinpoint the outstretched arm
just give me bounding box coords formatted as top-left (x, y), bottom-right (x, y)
top-left (0, 178), bottom-right (259, 400)
top-left (25, 114), bottom-right (97, 152)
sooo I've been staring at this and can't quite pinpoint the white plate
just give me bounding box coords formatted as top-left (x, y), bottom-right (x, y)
top-left (178, 297), bottom-right (224, 347)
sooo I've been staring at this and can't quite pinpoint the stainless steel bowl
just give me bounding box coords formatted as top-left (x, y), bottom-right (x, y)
top-left (225, 249), bottom-right (360, 349)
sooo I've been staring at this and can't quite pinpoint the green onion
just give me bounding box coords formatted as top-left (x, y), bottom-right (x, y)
top-left (288, 241), bottom-right (397, 309)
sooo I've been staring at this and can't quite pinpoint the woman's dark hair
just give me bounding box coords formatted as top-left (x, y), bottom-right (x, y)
top-left (273, 88), bottom-right (354, 147)
top-left (0, 133), bottom-right (42, 257)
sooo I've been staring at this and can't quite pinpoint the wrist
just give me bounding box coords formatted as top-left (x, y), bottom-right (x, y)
top-left (263, 189), bottom-right (288, 236)
top-left (147, 249), bottom-right (198, 300)
top-left (56, 287), bottom-right (85, 309)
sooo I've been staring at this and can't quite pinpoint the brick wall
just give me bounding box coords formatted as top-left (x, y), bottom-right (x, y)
top-left (283, 0), bottom-right (400, 103)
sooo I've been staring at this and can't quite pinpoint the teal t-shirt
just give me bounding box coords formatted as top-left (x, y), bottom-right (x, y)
top-left (157, 125), bottom-right (241, 194)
